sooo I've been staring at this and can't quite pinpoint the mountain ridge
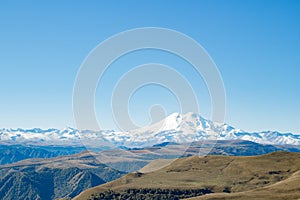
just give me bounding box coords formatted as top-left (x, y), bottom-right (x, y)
top-left (0, 151), bottom-right (125, 200)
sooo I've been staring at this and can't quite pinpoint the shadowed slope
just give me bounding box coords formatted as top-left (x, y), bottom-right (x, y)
top-left (0, 151), bottom-right (125, 200)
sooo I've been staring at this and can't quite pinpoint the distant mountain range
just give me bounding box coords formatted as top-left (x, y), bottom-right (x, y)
top-left (1, 140), bottom-right (299, 172)
top-left (0, 145), bottom-right (85, 165)
top-left (1, 113), bottom-right (299, 148)
top-left (1, 113), bottom-right (299, 200)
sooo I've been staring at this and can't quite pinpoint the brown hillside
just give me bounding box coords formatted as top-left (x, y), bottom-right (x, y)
top-left (187, 170), bottom-right (300, 200)
top-left (73, 152), bottom-right (300, 200)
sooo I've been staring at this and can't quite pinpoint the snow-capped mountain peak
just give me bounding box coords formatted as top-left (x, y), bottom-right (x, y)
top-left (0, 112), bottom-right (299, 147)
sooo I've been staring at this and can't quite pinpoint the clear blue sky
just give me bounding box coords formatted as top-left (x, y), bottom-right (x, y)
top-left (0, 0), bottom-right (299, 133)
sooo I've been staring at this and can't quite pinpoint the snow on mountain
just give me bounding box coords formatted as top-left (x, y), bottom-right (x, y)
top-left (0, 112), bottom-right (299, 147)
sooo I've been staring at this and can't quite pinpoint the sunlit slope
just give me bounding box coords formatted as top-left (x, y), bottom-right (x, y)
top-left (74, 152), bottom-right (300, 200)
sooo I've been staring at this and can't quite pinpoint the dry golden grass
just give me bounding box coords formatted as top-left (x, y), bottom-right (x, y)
top-left (187, 170), bottom-right (300, 200)
top-left (73, 152), bottom-right (300, 200)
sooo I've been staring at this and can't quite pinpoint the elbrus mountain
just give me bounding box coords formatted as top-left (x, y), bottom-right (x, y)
top-left (1, 113), bottom-right (299, 148)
